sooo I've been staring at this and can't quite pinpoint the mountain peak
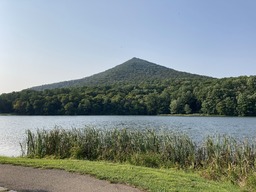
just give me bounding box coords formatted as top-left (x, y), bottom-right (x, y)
top-left (31, 58), bottom-right (210, 91)
top-left (130, 57), bottom-right (140, 60)
top-left (119, 57), bottom-right (165, 69)
top-left (123, 57), bottom-right (149, 64)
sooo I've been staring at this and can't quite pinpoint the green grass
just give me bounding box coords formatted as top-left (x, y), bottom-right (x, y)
top-left (0, 156), bottom-right (240, 192)
top-left (22, 127), bottom-right (256, 184)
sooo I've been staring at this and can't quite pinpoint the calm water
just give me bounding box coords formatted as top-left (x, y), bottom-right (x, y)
top-left (1, 115), bottom-right (256, 157)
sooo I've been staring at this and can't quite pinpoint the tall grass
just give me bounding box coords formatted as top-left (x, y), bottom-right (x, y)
top-left (21, 127), bottom-right (256, 185)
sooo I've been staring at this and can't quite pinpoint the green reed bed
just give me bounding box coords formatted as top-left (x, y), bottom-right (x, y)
top-left (22, 127), bottom-right (256, 187)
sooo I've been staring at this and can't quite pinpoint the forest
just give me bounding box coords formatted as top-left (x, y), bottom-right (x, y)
top-left (0, 75), bottom-right (256, 116)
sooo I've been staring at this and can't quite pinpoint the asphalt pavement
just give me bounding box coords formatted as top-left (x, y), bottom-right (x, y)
top-left (0, 164), bottom-right (143, 192)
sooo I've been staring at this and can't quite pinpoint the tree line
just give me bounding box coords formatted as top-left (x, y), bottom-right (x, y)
top-left (0, 76), bottom-right (256, 116)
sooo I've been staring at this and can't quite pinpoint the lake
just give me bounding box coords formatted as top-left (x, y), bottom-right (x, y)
top-left (1, 115), bottom-right (256, 157)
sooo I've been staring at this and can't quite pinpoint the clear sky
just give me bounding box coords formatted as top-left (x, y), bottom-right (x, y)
top-left (1, 0), bottom-right (256, 94)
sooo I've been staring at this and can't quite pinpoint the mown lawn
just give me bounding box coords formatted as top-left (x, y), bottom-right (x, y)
top-left (0, 156), bottom-right (240, 192)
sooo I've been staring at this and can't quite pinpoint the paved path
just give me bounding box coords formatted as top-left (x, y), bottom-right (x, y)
top-left (0, 164), bottom-right (143, 192)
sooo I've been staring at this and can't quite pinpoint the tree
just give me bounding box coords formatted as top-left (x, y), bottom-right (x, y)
top-left (78, 99), bottom-right (91, 115)
top-left (170, 99), bottom-right (183, 114)
top-left (145, 92), bottom-right (159, 115)
top-left (13, 99), bottom-right (28, 114)
top-left (64, 102), bottom-right (76, 115)
top-left (1, 75), bottom-right (256, 116)
top-left (184, 104), bottom-right (192, 114)
top-left (216, 97), bottom-right (236, 116)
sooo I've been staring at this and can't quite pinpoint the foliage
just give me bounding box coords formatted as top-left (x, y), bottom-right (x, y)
top-left (1, 76), bottom-right (256, 116)
top-left (30, 57), bottom-right (208, 91)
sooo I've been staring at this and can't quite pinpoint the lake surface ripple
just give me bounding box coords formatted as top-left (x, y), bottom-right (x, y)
top-left (1, 116), bottom-right (256, 157)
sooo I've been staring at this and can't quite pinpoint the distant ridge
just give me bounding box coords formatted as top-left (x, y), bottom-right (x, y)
top-left (31, 58), bottom-right (210, 91)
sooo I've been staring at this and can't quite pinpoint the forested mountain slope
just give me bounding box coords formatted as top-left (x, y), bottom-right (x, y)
top-left (1, 58), bottom-right (255, 116)
top-left (1, 76), bottom-right (256, 116)
top-left (31, 58), bottom-right (210, 91)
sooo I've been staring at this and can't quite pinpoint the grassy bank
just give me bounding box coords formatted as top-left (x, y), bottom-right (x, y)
top-left (0, 156), bottom-right (240, 192)
top-left (17, 127), bottom-right (256, 191)
top-left (22, 127), bottom-right (256, 183)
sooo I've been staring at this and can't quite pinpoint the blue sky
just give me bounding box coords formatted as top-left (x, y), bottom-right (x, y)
top-left (0, 0), bottom-right (256, 93)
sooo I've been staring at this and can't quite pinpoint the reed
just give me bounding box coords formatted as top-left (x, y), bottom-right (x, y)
top-left (22, 127), bottom-right (256, 185)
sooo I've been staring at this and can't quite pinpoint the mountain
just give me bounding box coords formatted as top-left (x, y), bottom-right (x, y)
top-left (31, 57), bottom-right (211, 91)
